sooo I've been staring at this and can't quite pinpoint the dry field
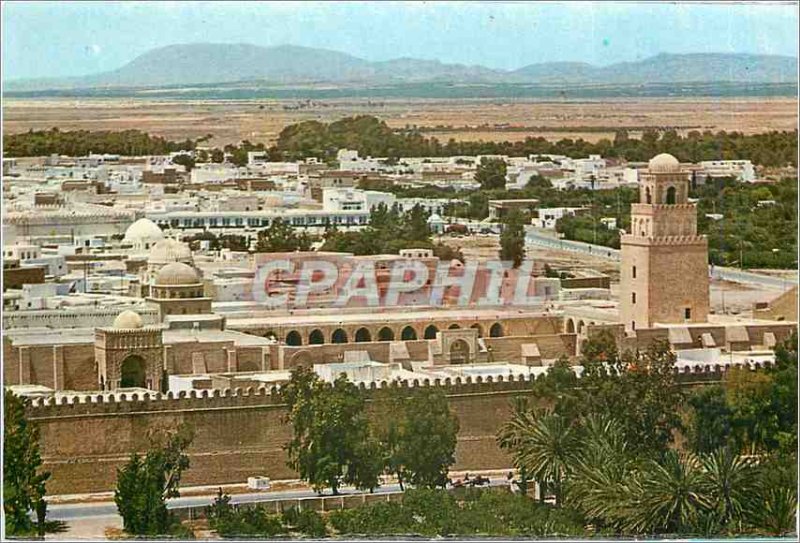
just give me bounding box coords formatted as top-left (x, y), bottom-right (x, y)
top-left (3, 97), bottom-right (796, 147)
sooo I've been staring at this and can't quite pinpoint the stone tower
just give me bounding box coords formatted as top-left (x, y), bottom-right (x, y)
top-left (620, 153), bottom-right (709, 330)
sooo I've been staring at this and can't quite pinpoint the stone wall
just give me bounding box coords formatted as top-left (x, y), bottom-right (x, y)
top-left (27, 366), bottom-right (738, 495)
top-left (3, 341), bottom-right (96, 390)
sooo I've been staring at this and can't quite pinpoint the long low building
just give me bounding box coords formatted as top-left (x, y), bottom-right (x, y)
top-left (145, 208), bottom-right (370, 230)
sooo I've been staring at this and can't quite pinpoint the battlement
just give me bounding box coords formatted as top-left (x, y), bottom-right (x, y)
top-left (26, 361), bottom-right (766, 418)
top-left (621, 234), bottom-right (707, 246)
top-left (631, 203), bottom-right (697, 213)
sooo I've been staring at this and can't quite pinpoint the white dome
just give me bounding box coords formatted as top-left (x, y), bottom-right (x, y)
top-left (149, 238), bottom-right (192, 266)
top-left (155, 262), bottom-right (200, 286)
top-left (113, 310), bottom-right (143, 329)
top-left (648, 153), bottom-right (680, 173)
top-left (427, 213), bottom-right (444, 223)
top-left (124, 218), bottom-right (164, 244)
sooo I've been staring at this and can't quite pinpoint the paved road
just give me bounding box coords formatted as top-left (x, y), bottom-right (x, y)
top-left (47, 479), bottom-right (507, 521)
top-left (525, 229), bottom-right (796, 290)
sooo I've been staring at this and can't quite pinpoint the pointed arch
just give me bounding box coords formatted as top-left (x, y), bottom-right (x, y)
top-left (666, 186), bottom-right (677, 205)
top-left (285, 330), bottom-right (302, 346)
top-left (332, 328), bottom-right (348, 344)
top-left (489, 322), bottom-right (504, 338)
top-left (309, 329), bottom-right (325, 345)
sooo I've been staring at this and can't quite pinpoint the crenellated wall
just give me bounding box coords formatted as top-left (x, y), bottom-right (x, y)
top-left (26, 363), bottom-right (749, 495)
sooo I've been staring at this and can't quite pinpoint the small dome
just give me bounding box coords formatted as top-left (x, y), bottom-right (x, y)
top-left (113, 310), bottom-right (143, 329)
top-left (149, 238), bottom-right (192, 265)
top-left (155, 262), bottom-right (200, 286)
top-left (124, 218), bottom-right (164, 244)
top-left (427, 213), bottom-right (444, 223)
top-left (648, 153), bottom-right (680, 173)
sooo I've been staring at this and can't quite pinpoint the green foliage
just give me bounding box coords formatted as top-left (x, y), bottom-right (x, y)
top-left (211, 502), bottom-right (287, 537)
top-left (686, 386), bottom-right (733, 453)
top-left (499, 210), bottom-right (526, 268)
top-left (626, 450), bottom-right (711, 534)
top-left (282, 367), bottom-right (379, 494)
top-left (686, 332), bottom-right (797, 456)
top-left (694, 177), bottom-right (797, 268)
top-left (281, 506), bottom-right (328, 537)
top-left (475, 157), bottom-right (507, 190)
top-left (113, 424), bottom-right (194, 536)
top-left (499, 408), bottom-right (578, 505)
top-left (171, 153), bottom-right (195, 172)
top-left (321, 203), bottom-right (433, 255)
top-left (186, 231), bottom-right (250, 252)
top-left (222, 139), bottom-right (268, 167)
top-left (498, 332), bottom-right (798, 537)
top-left (3, 391), bottom-right (50, 537)
top-left (432, 242), bottom-right (465, 263)
top-left (271, 116), bottom-right (797, 168)
top-left (255, 218), bottom-right (312, 253)
top-left (378, 388), bottom-right (460, 489)
top-left (4, 128), bottom-right (198, 157)
top-left (328, 488), bottom-right (586, 537)
top-left (557, 213), bottom-right (621, 248)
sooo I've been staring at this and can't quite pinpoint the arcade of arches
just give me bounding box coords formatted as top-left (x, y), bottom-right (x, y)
top-left (242, 313), bottom-right (567, 348)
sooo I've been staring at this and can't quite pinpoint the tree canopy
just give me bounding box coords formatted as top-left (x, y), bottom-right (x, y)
top-left (4, 391), bottom-right (50, 537)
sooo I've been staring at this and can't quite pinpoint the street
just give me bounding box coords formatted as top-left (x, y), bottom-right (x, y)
top-left (46, 478), bottom-right (508, 521)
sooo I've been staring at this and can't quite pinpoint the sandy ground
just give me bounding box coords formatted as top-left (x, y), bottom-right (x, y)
top-left (4, 97), bottom-right (796, 147)
top-left (46, 516), bottom-right (122, 541)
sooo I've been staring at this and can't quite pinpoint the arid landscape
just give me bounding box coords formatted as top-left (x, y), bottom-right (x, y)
top-left (3, 97), bottom-right (796, 147)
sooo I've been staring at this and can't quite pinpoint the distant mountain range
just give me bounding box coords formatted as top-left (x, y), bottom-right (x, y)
top-left (5, 43), bottom-right (798, 91)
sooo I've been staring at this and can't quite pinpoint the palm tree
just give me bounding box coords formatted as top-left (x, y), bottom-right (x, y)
top-left (698, 448), bottom-right (754, 529)
top-left (748, 487), bottom-right (797, 536)
top-left (627, 450), bottom-right (712, 535)
top-left (565, 414), bottom-right (637, 532)
top-left (499, 407), bottom-right (579, 506)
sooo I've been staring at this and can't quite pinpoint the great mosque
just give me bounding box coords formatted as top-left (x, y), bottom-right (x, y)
top-left (5, 153), bottom-right (796, 495)
top-left (4, 155), bottom-right (795, 396)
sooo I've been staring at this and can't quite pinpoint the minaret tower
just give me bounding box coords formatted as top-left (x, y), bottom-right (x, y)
top-left (620, 153), bottom-right (709, 330)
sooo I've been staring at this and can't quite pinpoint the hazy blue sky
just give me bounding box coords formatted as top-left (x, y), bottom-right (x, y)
top-left (3, 1), bottom-right (798, 79)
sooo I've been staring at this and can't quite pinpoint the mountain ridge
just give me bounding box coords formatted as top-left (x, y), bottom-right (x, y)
top-left (5, 43), bottom-right (798, 91)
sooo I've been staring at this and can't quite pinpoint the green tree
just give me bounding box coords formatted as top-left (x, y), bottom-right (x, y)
top-left (475, 157), bottom-right (507, 190)
top-left (499, 408), bottom-right (579, 506)
top-left (114, 425), bottom-right (194, 536)
top-left (171, 153), bottom-right (195, 172)
top-left (564, 414), bottom-right (637, 532)
top-left (282, 367), bottom-right (378, 494)
top-left (384, 389), bottom-right (460, 489)
top-left (698, 448), bottom-right (754, 529)
top-left (686, 386), bottom-right (733, 454)
top-left (256, 218), bottom-right (311, 253)
top-left (499, 210), bottom-right (526, 268)
top-left (628, 450), bottom-right (711, 535)
top-left (3, 391), bottom-right (51, 537)
top-left (210, 148), bottom-right (225, 163)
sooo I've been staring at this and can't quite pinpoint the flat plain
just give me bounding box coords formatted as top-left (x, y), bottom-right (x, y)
top-left (3, 97), bottom-right (796, 147)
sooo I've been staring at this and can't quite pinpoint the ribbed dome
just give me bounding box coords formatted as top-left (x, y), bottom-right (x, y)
top-left (155, 262), bottom-right (200, 286)
top-left (113, 310), bottom-right (143, 329)
top-left (648, 153), bottom-right (680, 173)
top-left (149, 238), bottom-right (192, 265)
top-left (124, 218), bottom-right (164, 243)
